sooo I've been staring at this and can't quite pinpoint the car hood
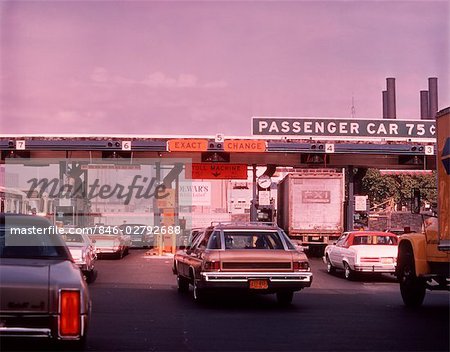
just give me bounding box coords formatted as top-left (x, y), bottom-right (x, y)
top-left (0, 259), bottom-right (50, 313)
top-left (350, 245), bottom-right (398, 258)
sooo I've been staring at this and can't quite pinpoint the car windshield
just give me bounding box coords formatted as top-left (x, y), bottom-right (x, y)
top-left (0, 228), bottom-right (69, 259)
top-left (62, 233), bottom-right (84, 243)
top-left (353, 235), bottom-right (398, 245)
top-left (222, 231), bottom-right (284, 250)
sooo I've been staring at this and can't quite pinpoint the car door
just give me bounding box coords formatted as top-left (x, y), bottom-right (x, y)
top-left (339, 234), bottom-right (354, 267)
top-left (189, 232), bottom-right (211, 277)
top-left (179, 230), bottom-right (207, 277)
top-left (177, 234), bottom-right (200, 277)
top-left (330, 233), bottom-right (349, 269)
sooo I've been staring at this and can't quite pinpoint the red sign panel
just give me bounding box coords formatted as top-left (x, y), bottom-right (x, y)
top-left (168, 139), bottom-right (208, 152)
top-left (188, 163), bottom-right (248, 179)
top-left (224, 140), bottom-right (266, 152)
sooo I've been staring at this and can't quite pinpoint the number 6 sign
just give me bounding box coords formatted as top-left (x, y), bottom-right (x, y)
top-left (122, 141), bottom-right (132, 151)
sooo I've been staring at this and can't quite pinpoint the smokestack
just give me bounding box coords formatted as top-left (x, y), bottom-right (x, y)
top-left (420, 90), bottom-right (430, 119)
top-left (382, 91), bottom-right (388, 118)
top-left (428, 77), bottom-right (438, 119)
top-left (386, 77), bottom-right (396, 119)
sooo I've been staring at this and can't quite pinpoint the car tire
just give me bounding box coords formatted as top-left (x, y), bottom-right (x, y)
top-left (344, 262), bottom-right (354, 281)
top-left (55, 336), bottom-right (87, 351)
top-left (326, 256), bottom-right (336, 274)
top-left (398, 247), bottom-right (426, 307)
top-left (276, 291), bottom-right (294, 306)
top-left (85, 269), bottom-right (96, 284)
top-left (177, 275), bottom-right (190, 293)
top-left (193, 279), bottom-right (206, 302)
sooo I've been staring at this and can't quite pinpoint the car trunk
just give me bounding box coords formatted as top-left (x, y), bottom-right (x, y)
top-left (351, 245), bottom-right (398, 261)
top-left (218, 250), bottom-right (293, 271)
top-left (91, 236), bottom-right (118, 247)
top-left (0, 259), bottom-right (50, 313)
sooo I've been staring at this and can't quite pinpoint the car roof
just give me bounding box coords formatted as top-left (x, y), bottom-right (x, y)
top-left (209, 222), bottom-right (279, 231)
top-left (348, 231), bottom-right (396, 236)
top-left (0, 213), bottom-right (53, 227)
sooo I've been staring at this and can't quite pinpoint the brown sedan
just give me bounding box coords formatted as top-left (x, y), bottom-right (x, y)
top-left (0, 214), bottom-right (90, 349)
top-left (173, 222), bottom-right (312, 305)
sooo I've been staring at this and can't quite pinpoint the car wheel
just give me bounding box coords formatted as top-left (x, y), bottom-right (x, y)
top-left (344, 262), bottom-right (354, 281)
top-left (326, 256), bottom-right (336, 274)
top-left (193, 279), bottom-right (206, 302)
top-left (177, 275), bottom-right (190, 293)
top-left (55, 336), bottom-right (86, 351)
top-left (276, 291), bottom-right (294, 306)
top-left (85, 269), bottom-right (96, 284)
top-left (398, 247), bottom-right (426, 307)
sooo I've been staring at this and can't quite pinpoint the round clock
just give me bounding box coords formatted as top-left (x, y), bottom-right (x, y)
top-left (257, 175), bottom-right (272, 189)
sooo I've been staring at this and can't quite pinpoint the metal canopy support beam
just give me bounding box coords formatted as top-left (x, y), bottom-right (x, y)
top-left (153, 162), bottom-right (161, 228)
top-left (346, 166), bottom-right (355, 232)
top-left (0, 140), bottom-right (167, 151)
top-left (0, 139), bottom-right (434, 156)
top-left (162, 163), bottom-right (184, 188)
top-left (250, 164), bottom-right (257, 221)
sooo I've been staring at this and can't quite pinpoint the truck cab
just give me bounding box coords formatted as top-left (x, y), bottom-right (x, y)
top-left (396, 107), bottom-right (450, 306)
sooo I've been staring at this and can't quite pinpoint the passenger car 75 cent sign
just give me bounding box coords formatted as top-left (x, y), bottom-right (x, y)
top-left (252, 117), bottom-right (435, 139)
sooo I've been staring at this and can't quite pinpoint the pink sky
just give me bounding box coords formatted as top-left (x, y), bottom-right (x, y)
top-left (1, 1), bottom-right (448, 135)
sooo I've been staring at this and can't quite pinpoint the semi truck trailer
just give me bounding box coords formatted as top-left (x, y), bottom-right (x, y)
top-left (277, 169), bottom-right (345, 256)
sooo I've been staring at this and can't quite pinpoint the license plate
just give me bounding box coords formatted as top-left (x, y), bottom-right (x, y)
top-left (249, 279), bottom-right (269, 290)
top-left (381, 258), bottom-right (393, 264)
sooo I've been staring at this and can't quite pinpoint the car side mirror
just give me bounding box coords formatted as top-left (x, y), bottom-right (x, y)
top-left (92, 239), bottom-right (96, 243)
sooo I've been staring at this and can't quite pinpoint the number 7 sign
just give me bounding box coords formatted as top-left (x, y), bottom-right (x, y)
top-left (16, 140), bottom-right (26, 150)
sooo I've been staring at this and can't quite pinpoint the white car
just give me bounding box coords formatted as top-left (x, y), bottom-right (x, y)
top-left (62, 231), bottom-right (97, 282)
top-left (323, 231), bottom-right (398, 280)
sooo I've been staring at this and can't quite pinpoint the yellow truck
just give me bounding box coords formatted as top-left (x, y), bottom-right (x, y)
top-left (397, 107), bottom-right (450, 306)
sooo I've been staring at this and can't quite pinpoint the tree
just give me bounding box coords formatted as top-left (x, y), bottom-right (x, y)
top-left (361, 169), bottom-right (437, 210)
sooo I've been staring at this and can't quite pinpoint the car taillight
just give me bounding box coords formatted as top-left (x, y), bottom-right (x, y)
top-left (59, 290), bottom-right (81, 337)
top-left (380, 257), bottom-right (395, 264)
top-left (204, 261), bottom-right (221, 271)
top-left (293, 261), bottom-right (310, 271)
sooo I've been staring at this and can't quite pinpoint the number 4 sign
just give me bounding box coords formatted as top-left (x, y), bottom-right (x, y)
top-left (325, 143), bottom-right (335, 153)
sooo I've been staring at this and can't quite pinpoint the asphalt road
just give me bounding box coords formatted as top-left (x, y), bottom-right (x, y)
top-left (3, 249), bottom-right (449, 351)
top-left (84, 249), bottom-right (449, 352)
